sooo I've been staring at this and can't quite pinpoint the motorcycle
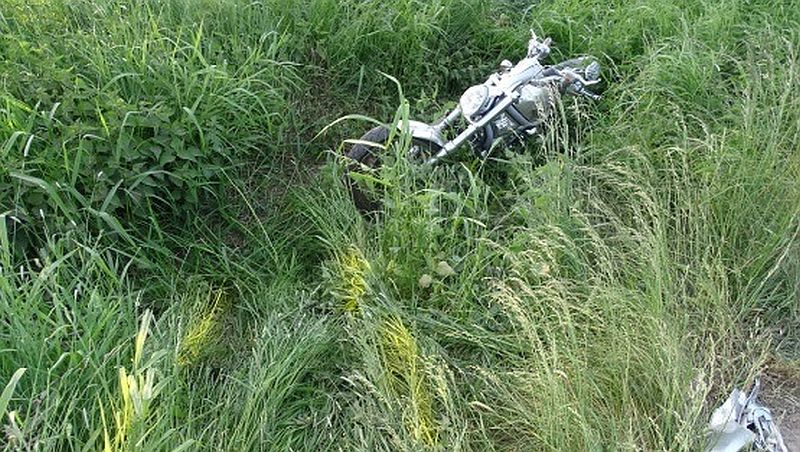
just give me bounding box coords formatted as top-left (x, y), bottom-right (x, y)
top-left (344, 30), bottom-right (602, 212)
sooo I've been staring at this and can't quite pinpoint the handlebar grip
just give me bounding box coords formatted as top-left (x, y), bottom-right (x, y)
top-left (568, 80), bottom-right (601, 101)
top-left (582, 90), bottom-right (601, 101)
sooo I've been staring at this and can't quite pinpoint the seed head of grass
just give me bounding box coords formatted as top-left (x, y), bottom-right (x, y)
top-left (378, 315), bottom-right (439, 448)
top-left (332, 245), bottom-right (372, 313)
top-left (177, 289), bottom-right (229, 367)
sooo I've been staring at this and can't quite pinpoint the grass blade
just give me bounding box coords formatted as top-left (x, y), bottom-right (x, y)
top-left (0, 368), bottom-right (26, 417)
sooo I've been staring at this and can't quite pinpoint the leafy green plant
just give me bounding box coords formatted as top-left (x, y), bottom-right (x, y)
top-left (1, 0), bottom-right (297, 237)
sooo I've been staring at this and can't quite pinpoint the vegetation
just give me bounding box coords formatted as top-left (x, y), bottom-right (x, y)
top-left (1, 0), bottom-right (798, 450)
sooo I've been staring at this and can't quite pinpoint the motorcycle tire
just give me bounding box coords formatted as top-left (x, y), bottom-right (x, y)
top-left (344, 126), bottom-right (388, 214)
top-left (343, 125), bottom-right (440, 215)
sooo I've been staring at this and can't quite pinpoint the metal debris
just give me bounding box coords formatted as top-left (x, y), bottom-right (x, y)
top-left (706, 378), bottom-right (788, 452)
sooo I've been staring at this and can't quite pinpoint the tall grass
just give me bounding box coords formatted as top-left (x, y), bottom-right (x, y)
top-left (1, 0), bottom-right (799, 450)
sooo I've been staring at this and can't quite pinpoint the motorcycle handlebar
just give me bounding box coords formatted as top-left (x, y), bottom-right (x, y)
top-left (575, 84), bottom-right (601, 100)
top-left (527, 30), bottom-right (552, 60)
top-left (549, 66), bottom-right (602, 100)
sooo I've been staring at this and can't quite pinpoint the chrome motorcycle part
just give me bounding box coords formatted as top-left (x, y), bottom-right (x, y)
top-left (400, 120), bottom-right (447, 149)
top-left (459, 85), bottom-right (492, 121)
top-left (516, 84), bottom-right (553, 124)
top-left (497, 57), bottom-right (546, 91)
top-left (526, 30), bottom-right (552, 59)
top-left (427, 95), bottom-right (515, 165)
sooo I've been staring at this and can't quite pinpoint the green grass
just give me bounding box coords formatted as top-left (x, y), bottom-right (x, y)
top-left (1, 0), bottom-right (799, 450)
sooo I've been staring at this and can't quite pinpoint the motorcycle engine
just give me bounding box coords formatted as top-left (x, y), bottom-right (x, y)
top-left (515, 84), bottom-right (553, 125)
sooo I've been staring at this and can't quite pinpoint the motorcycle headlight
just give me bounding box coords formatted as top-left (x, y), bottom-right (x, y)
top-left (460, 85), bottom-right (491, 120)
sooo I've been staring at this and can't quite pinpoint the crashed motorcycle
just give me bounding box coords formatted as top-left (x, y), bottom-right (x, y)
top-left (344, 31), bottom-right (602, 212)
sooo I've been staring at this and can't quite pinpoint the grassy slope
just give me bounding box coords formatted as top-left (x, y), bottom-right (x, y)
top-left (1, 0), bottom-right (799, 450)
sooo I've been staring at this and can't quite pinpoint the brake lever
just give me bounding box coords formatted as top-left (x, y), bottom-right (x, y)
top-left (562, 68), bottom-right (600, 87)
top-left (558, 68), bottom-right (602, 100)
top-left (565, 79), bottom-right (601, 101)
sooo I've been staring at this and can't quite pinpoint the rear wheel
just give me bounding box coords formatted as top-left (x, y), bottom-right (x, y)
top-left (343, 126), bottom-right (440, 214)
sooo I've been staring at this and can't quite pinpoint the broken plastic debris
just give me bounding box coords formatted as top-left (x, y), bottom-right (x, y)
top-left (705, 378), bottom-right (788, 452)
top-left (706, 389), bottom-right (756, 452)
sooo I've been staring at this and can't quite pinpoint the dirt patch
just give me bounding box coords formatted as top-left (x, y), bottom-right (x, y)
top-left (761, 365), bottom-right (800, 451)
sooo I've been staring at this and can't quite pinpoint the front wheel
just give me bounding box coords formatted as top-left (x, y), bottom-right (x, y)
top-left (343, 126), bottom-right (440, 214)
